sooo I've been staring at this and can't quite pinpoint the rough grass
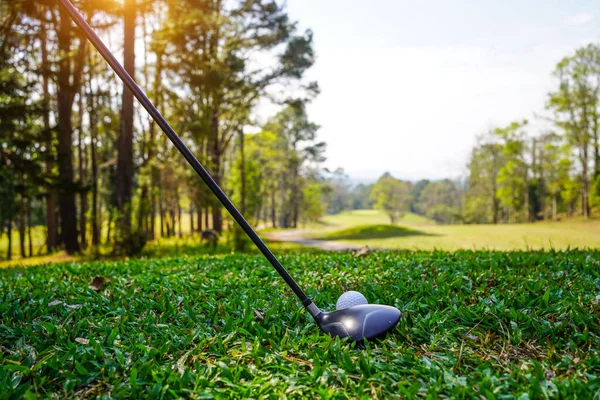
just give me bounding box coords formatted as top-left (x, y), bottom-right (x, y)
top-left (1, 251), bottom-right (599, 398)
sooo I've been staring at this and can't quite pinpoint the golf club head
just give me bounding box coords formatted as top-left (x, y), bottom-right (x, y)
top-left (314, 304), bottom-right (401, 342)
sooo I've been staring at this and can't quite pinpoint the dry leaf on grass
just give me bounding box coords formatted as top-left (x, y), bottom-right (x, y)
top-left (465, 333), bottom-right (480, 342)
top-left (90, 276), bottom-right (105, 292)
top-left (353, 246), bottom-right (371, 257)
top-left (253, 309), bottom-right (265, 322)
top-left (48, 300), bottom-right (62, 307)
top-left (75, 337), bottom-right (90, 344)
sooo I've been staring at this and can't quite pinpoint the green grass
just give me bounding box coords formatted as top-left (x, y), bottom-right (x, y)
top-left (316, 224), bottom-right (434, 240)
top-left (313, 221), bottom-right (600, 251)
top-left (312, 210), bottom-right (433, 228)
top-left (1, 251), bottom-right (599, 397)
top-left (286, 210), bottom-right (600, 251)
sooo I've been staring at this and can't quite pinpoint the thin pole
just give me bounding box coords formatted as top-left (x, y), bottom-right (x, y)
top-left (56, 0), bottom-right (314, 308)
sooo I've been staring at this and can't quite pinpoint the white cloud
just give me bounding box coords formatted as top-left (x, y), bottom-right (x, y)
top-left (566, 12), bottom-right (595, 26)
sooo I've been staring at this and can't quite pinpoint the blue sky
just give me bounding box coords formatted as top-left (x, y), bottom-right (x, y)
top-left (284, 0), bottom-right (599, 182)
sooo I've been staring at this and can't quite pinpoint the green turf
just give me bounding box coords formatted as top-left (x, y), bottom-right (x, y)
top-left (314, 210), bottom-right (434, 228)
top-left (315, 224), bottom-right (434, 240)
top-left (292, 210), bottom-right (600, 251)
top-left (1, 251), bottom-right (599, 398)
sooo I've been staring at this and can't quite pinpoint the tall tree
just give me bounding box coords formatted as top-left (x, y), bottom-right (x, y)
top-left (464, 136), bottom-right (503, 224)
top-left (115, 0), bottom-right (137, 253)
top-left (164, 0), bottom-right (316, 232)
top-left (547, 44), bottom-right (600, 219)
top-left (39, 8), bottom-right (58, 253)
top-left (266, 102), bottom-right (323, 228)
top-left (494, 121), bottom-right (529, 223)
top-left (56, 4), bottom-right (87, 253)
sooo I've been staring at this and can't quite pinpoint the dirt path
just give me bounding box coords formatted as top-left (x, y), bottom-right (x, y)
top-left (264, 229), bottom-right (362, 251)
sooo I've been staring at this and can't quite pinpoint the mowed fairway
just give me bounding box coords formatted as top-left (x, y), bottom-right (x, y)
top-left (1, 251), bottom-right (599, 397)
top-left (305, 210), bottom-right (600, 251)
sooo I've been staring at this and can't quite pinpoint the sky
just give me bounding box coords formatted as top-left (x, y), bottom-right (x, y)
top-left (280, 0), bottom-right (599, 182)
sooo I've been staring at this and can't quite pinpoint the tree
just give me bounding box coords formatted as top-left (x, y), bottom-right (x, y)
top-left (410, 179), bottom-right (430, 214)
top-left (494, 121), bottom-right (529, 223)
top-left (547, 44), bottom-right (600, 219)
top-left (264, 103), bottom-right (324, 228)
top-left (370, 173), bottom-right (413, 225)
top-left (0, 2), bottom-right (44, 259)
top-left (464, 135), bottom-right (503, 224)
top-left (56, 4), bottom-right (88, 254)
top-left (416, 180), bottom-right (462, 224)
top-left (163, 0), bottom-right (316, 232)
top-left (536, 132), bottom-right (568, 220)
top-left (322, 168), bottom-right (352, 214)
top-left (114, 0), bottom-right (139, 254)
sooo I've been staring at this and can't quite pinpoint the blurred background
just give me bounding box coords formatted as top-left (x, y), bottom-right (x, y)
top-left (1, 0), bottom-right (599, 263)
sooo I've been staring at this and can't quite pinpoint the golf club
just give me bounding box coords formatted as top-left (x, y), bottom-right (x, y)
top-left (56, 0), bottom-right (400, 342)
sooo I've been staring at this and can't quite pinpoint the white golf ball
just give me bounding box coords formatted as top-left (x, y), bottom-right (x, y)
top-left (336, 291), bottom-right (368, 310)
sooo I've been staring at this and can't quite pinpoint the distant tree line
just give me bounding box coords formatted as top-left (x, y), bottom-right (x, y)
top-left (0, 0), bottom-right (323, 259)
top-left (323, 44), bottom-right (600, 225)
top-left (465, 44), bottom-right (600, 223)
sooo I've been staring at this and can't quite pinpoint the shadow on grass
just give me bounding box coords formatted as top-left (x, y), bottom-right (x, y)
top-left (317, 224), bottom-right (437, 240)
top-left (141, 237), bottom-right (314, 259)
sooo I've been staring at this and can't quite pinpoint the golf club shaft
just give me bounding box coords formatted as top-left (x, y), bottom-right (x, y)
top-left (56, 0), bottom-right (318, 311)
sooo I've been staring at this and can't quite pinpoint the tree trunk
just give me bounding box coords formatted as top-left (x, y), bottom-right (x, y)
top-left (27, 198), bottom-right (33, 257)
top-left (177, 194), bottom-right (182, 238)
top-left (148, 47), bottom-right (164, 241)
top-left (159, 197), bottom-right (165, 237)
top-left (292, 161), bottom-right (299, 228)
top-left (582, 148), bottom-right (590, 219)
top-left (78, 93), bottom-right (87, 249)
top-left (41, 16), bottom-right (57, 254)
top-left (190, 208), bottom-right (194, 234)
top-left (88, 62), bottom-right (100, 246)
top-left (271, 190), bottom-right (277, 228)
top-left (115, 0), bottom-right (136, 249)
top-left (169, 209), bottom-right (175, 237)
top-left (594, 115), bottom-right (600, 181)
top-left (19, 194), bottom-right (25, 258)
top-left (205, 206), bottom-right (210, 230)
top-left (552, 194), bottom-right (557, 220)
top-left (210, 109), bottom-right (223, 232)
top-left (196, 206), bottom-right (203, 233)
top-left (106, 209), bottom-right (113, 245)
top-left (7, 219), bottom-right (12, 260)
top-left (239, 128), bottom-right (246, 214)
top-left (138, 185), bottom-right (148, 234)
top-left (57, 7), bottom-right (81, 254)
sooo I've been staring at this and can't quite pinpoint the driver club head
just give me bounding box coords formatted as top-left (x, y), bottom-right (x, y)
top-left (314, 304), bottom-right (401, 342)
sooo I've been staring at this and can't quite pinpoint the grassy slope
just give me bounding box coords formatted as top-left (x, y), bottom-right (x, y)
top-left (1, 251), bottom-right (599, 397)
top-left (307, 210), bottom-right (600, 250)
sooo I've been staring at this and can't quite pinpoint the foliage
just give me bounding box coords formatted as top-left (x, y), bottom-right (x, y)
top-left (415, 180), bottom-right (462, 224)
top-left (370, 173), bottom-right (414, 224)
top-left (546, 43), bottom-right (600, 219)
top-left (1, 251), bottom-right (599, 397)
